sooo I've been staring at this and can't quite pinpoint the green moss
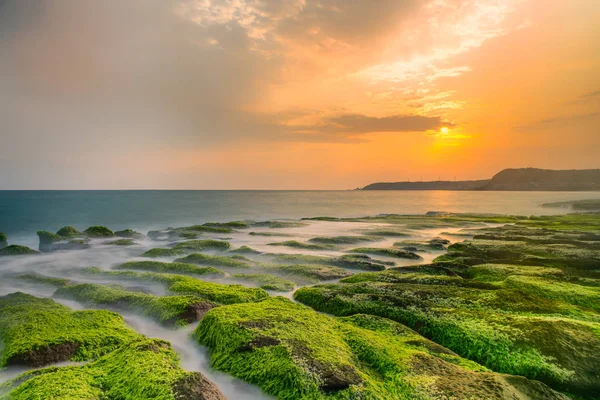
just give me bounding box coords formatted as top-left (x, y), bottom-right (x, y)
top-left (175, 253), bottom-right (252, 268)
top-left (84, 226), bottom-right (114, 237)
top-left (260, 264), bottom-right (353, 282)
top-left (394, 238), bottom-right (449, 251)
top-left (232, 274), bottom-right (295, 292)
top-left (114, 229), bottom-right (144, 239)
top-left (253, 221), bottom-right (308, 228)
top-left (249, 231), bottom-right (292, 237)
top-left (116, 261), bottom-right (225, 277)
top-left (195, 297), bottom-right (566, 399)
top-left (104, 238), bottom-right (136, 246)
top-left (140, 247), bottom-right (187, 258)
top-left (0, 245), bottom-right (38, 256)
top-left (1, 339), bottom-right (222, 400)
top-left (54, 284), bottom-right (216, 326)
top-left (178, 231), bottom-right (199, 239)
top-left (229, 245), bottom-right (262, 255)
top-left (268, 240), bottom-right (335, 251)
top-left (172, 239), bottom-right (231, 252)
top-left (468, 264), bottom-right (565, 283)
top-left (17, 274), bottom-right (71, 288)
top-left (308, 236), bottom-right (382, 245)
top-left (83, 268), bottom-right (269, 304)
top-left (0, 292), bottom-right (141, 368)
top-left (55, 226), bottom-right (81, 238)
top-left (349, 247), bottom-right (423, 260)
top-left (294, 279), bottom-right (600, 394)
top-left (203, 221), bottom-right (250, 229)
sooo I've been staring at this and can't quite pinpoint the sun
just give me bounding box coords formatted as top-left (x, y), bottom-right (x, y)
top-left (440, 127), bottom-right (449, 135)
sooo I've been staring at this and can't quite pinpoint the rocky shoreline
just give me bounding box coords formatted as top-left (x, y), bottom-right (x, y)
top-left (0, 212), bottom-right (599, 399)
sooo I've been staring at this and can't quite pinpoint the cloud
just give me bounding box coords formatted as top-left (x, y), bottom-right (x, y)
top-left (580, 90), bottom-right (600, 99)
top-left (314, 113), bottom-right (448, 134)
top-left (517, 112), bottom-right (600, 131)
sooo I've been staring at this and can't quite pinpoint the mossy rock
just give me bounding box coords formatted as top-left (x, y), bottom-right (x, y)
top-left (0, 232), bottom-right (7, 247)
top-left (83, 268), bottom-right (270, 305)
top-left (294, 278), bottom-right (600, 395)
top-left (0, 245), bottom-right (38, 256)
top-left (54, 284), bottom-right (217, 326)
top-left (105, 238), bottom-right (136, 246)
top-left (141, 247), bottom-right (187, 258)
top-left (252, 220), bottom-right (308, 228)
top-left (203, 221), bottom-right (250, 229)
top-left (114, 229), bottom-right (144, 239)
top-left (232, 274), bottom-right (295, 292)
top-left (0, 292), bottom-right (141, 368)
top-left (175, 253), bottom-right (252, 268)
top-left (394, 238), bottom-right (450, 251)
top-left (229, 245), bottom-right (262, 255)
top-left (349, 247), bottom-right (423, 260)
top-left (248, 231), bottom-right (292, 237)
top-left (36, 230), bottom-right (62, 252)
top-left (17, 274), bottom-right (72, 288)
top-left (308, 235), bottom-right (382, 245)
top-left (84, 226), bottom-right (115, 238)
top-left (1, 339), bottom-right (224, 400)
top-left (260, 264), bottom-right (353, 282)
top-left (268, 253), bottom-right (392, 271)
top-left (268, 240), bottom-right (335, 251)
top-left (55, 226), bottom-right (81, 238)
top-left (195, 297), bottom-right (568, 399)
top-left (172, 239), bottom-right (231, 252)
top-left (116, 261), bottom-right (225, 277)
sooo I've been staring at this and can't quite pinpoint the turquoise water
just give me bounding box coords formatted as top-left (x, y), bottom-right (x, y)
top-left (2, 190), bottom-right (600, 247)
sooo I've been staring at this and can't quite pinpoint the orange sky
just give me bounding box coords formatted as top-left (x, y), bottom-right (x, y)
top-left (0, 0), bottom-right (599, 189)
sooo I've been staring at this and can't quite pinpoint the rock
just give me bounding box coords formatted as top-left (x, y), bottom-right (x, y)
top-left (0, 232), bottom-right (7, 249)
top-left (84, 225), bottom-right (115, 237)
top-left (0, 245), bottom-right (38, 256)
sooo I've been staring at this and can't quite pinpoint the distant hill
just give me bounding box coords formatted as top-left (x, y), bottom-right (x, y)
top-left (362, 180), bottom-right (489, 190)
top-left (362, 168), bottom-right (600, 191)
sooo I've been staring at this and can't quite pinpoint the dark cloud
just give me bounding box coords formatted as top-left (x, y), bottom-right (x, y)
top-left (317, 113), bottom-right (447, 134)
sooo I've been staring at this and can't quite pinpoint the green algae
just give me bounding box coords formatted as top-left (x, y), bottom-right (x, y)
top-left (268, 253), bottom-right (392, 271)
top-left (55, 226), bottom-right (81, 238)
top-left (83, 268), bottom-right (269, 304)
top-left (17, 274), bottom-right (72, 288)
top-left (203, 221), bottom-right (250, 229)
top-left (84, 226), bottom-right (115, 237)
top-left (105, 238), bottom-right (136, 246)
top-left (248, 231), bottom-right (293, 237)
top-left (0, 245), bottom-right (38, 256)
top-left (0, 293), bottom-right (141, 368)
top-left (267, 240), bottom-right (335, 251)
top-left (358, 229), bottom-right (411, 237)
top-left (260, 264), bottom-right (353, 282)
top-left (116, 260), bottom-right (225, 277)
top-left (229, 245), bottom-right (262, 255)
top-left (195, 297), bottom-right (568, 400)
top-left (253, 221), bottom-right (308, 229)
top-left (114, 229), bottom-right (144, 239)
top-left (172, 239), bottom-right (232, 252)
top-left (349, 247), bottom-right (423, 260)
top-left (140, 247), bottom-right (187, 258)
top-left (294, 278), bottom-right (600, 394)
top-left (394, 238), bottom-right (450, 251)
top-left (1, 339), bottom-right (223, 400)
top-left (232, 274), bottom-right (295, 292)
top-left (54, 284), bottom-right (216, 326)
top-left (175, 253), bottom-right (252, 268)
top-left (308, 236), bottom-right (382, 245)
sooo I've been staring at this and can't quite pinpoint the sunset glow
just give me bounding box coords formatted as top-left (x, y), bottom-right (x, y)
top-left (0, 0), bottom-right (599, 189)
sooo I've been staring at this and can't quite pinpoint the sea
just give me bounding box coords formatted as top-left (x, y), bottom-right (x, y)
top-left (2, 190), bottom-right (600, 248)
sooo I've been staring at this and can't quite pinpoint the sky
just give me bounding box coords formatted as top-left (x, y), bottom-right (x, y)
top-left (0, 0), bottom-right (599, 189)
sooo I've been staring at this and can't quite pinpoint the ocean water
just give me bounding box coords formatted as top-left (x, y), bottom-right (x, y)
top-left (2, 190), bottom-right (600, 247)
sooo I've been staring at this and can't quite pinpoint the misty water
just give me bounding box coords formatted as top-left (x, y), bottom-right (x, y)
top-left (1, 190), bottom-right (599, 397)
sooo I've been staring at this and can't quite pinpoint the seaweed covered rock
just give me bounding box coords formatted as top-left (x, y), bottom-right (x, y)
top-left (36, 231), bottom-right (62, 252)
top-left (0, 245), bottom-right (38, 256)
top-left (116, 261), bottom-right (225, 277)
top-left (55, 226), bottom-right (81, 238)
top-left (84, 225), bottom-right (115, 238)
top-left (195, 297), bottom-right (568, 399)
top-left (267, 240), bottom-right (335, 251)
top-left (141, 247), bottom-right (187, 258)
top-left (348, 247), bottom-right (423, 260)
top-left (0, 292), bottom-right (140, 368)
top-left (231, 274), bottom-right (295, 292)
top-left (54, 284), bottom-right (217, 326)
top-left (268, 253), bottom-right (392, 271)
top-left (114, 229), bottom-right (144, 239)
top-left (172, 239), bottom-right (232, 252)
top-left (105, 238), bottom-right (136, 246)
top-left (294, 268), bottom-right (600, 396)
top-left (1, 339), bottom-right (224, 400)
top-left (83, 268), bottom-right (270, 305)
top-left (0, 232), bottom-right (7, 249)
top-left (175, 253), bottom-right (252, 268)
top-left (308, 235), bottom-right (382, 245)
